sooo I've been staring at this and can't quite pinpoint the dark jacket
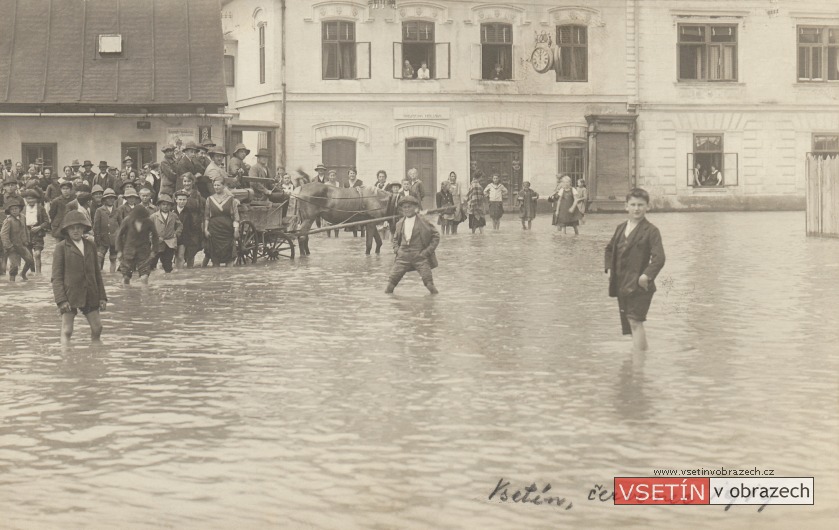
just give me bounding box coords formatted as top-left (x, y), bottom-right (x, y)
top-left (115, 215), bottom-right (159, 259)
top-left (436, 190), bottom-right (453, 208)
top-left (93, 204), bottom-right (121, 248)
top-left (1, 214), bottom-right (30, 252)
top-left (51, 238), bottom-right (107, 308)
top-left (159, 155), bottom-right (178, 195)
top-left (392, 215), bottom-right (440, 269)
top-left (49, 195), bottom-right (75, 238)
top-left (344, 178), bottom-right (363, 188)
top-left (91, 172), bottom-right (115, 192)
top-left (605, 218), bottom-right (665, 298)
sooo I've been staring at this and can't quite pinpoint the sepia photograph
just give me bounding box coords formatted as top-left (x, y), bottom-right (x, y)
top-left (0, 0), bottom-right (838, 528)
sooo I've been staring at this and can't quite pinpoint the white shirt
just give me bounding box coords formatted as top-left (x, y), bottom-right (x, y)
top-left (72, 238), bottom-right (85, 256)
top-left (625, 221), bottom-right (638, 238)
top-left (417, 67), bottom-right (430, 80)
top-left (403, 215), bottom-right (416, 244)
top-left (484, 183), bottom-right (507, 202)
top-left (24, 204), bottom-right (39, 226)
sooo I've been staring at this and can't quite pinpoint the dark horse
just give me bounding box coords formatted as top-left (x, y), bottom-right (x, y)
top-left (294, 183), bottom-right (398, 256)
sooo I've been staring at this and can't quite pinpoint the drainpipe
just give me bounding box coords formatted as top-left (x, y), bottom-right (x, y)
top-left (281, 0), bottom-right (287, 170)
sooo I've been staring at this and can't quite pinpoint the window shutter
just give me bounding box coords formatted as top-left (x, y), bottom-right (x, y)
top-left (512, 44), bottom-right (521, 80)
top-left (687, 153), bottom-right (695, 186)
top-left (393, 42), bottom-right (403, 79)
top-left (471, 43), bottom-right (482, 80)
top-left (435, 42), bottom-right (450, 79)
top-left (356, 42), bottom-right (371, 79)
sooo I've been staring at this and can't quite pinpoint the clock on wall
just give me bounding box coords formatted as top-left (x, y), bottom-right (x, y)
top-left (530, 31), bottom-right (554, 74)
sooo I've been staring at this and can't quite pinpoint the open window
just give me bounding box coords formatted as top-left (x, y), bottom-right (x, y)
top-left (323, 21), bottom-right (369, 79)
top-left (480, 23), bottom-right (513, 80)
top-left (393, 22), bottom-right (449, 79)
top-left (687, 134), bottom-right (738, 187)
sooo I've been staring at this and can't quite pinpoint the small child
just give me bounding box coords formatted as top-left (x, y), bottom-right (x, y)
top-left (22, 189), bottom-right (50, 274)
top-left (51, 210), bottom-right (108, 343)
top-left (516, 181), bottom-right (539, 230)
top-left (604, 188), bottom-right (665, 351)
top-left (149, 194), bottom-right (183, 273)
top-left (484, 174), bottom-right (508, 230)
top-left (116, 205), bottom-right (159, 285)
top-left (575, 178), bottom-right (588, 224)
top-left (1, 197), bottom-right (35, 281)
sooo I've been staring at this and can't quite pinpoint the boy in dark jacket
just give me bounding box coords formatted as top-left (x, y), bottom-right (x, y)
top-left (115, 205), bottom-right (159, 285)
top-left (604, 188), bottom-right (665, 351)
top-left (51, 210), bottom-right (107, 343)
top-left (1, 197), bottom-right (35, 281)
top-left (93, 188), bottom-right (121, 272)
top-left (385, 195), bottom-right (440, 295)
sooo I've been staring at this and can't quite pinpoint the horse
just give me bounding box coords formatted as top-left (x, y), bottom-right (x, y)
top-left (292, 183), bottom-right (398, 256)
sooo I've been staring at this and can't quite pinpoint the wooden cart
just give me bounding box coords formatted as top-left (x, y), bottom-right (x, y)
top-left (236, 201), bottom-right (295, 264)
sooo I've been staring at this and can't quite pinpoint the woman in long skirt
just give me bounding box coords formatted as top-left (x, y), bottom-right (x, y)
top-left (466, 178), bottom-right (487, 234)
top-left (204, 180), bottom-right (240, 266)
top-left (446, 171), bottom-right (464, 234)
top-left (550, 175), bottom-right (583, 234)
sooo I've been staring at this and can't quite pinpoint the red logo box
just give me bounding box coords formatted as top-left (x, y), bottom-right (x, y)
top-left (614, 478), bottom-right (710, 505)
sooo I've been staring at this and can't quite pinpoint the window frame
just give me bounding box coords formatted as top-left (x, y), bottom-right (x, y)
top-left (687, 133), bottom-right (739, 187)
top-left (797, 26), bottom-right (839, 82)
top-left (480, 22), bottom-right (513, 81)
top-left (677, 23), bottom-right (738, 82)
top-left (812, 134), bottom-right (839, 158)
top-left (556, 25), bottom-right (588, 83)
top-left (258, 24), bottom-right (266, 85)
top-left (322, 21), bottom-right (358, 80)
top-left (557, 140), bottom-right (587, 186)
top-left (401, 21), bottom-right (436, 80)
top-left (21, 143), bottom-right (57, 175)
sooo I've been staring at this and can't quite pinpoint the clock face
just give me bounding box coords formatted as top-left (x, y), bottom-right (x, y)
top-left (531, 47), bottom-right (552, 73)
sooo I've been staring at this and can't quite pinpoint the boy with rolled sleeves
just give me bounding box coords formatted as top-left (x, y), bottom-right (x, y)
top-left (385, 195), bottom-right (440, 295)
top-left (604, 188), bottom-right (666, 351)
top-left (51, 210), bottom-right (108, 343)
top-left (1, 197), bottom-right (35, 281)
top-left (149, 194), bottom-right (182, 273)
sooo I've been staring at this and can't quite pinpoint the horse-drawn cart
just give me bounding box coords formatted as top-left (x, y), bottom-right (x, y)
top-left (234, 189), bottom-right (296, 264)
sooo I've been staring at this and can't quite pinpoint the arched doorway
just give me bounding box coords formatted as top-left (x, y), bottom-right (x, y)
top-left (469, 132), bottom-right (523, 208)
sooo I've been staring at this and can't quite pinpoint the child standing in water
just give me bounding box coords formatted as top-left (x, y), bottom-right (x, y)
top-left (604, 188), bottom-right (665, 351)
top-left (516, 181), bottom-right (539, 230)
top-left (51, 210), bottom-right (108, 343)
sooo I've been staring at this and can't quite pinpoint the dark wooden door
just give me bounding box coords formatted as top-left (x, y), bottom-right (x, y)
top-left (594, 133), bottom-right (630, 200)
top-left (470, 132), bottom-right (523, 208)
top-left (405, 139), bottom-right (436, 209)
top-left (323, 139), bottom-right (357, 185)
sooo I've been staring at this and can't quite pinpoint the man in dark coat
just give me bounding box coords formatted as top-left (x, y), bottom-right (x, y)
top-left (159, 144), bottom-right (179, 196)
top-left (49, 181), bottom-right (76, 239)
top-left (604, 188), bottom-right (665, 351)
top-left (80, 160), bottom-right (96, 184)
top-left (92, 161), bottom-right (115, 191)
top-left (385, 195), bottom-right (440, 295)
top-left (116, 204), bottom-right (159, 285)
top-left (176, 142), bottom-right (203, 192)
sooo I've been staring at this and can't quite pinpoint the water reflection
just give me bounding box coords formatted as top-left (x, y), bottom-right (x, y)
top-left (1, 211), bottom-right (838, 527)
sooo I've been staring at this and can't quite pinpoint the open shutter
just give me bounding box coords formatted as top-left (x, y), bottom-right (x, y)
top-left (471, 43), bottom-right (482, 80)
top-left (393, 42), bottom-right (403, 79)
top-left (356, 42), bottom-right (371, 79)
top-left (435, 42), bottom-right (450, 79)
top-left (723, 152), bottom-right (738, 186)
top-left (512, 45), bottom-right (521, 80)
top-left (687, 153), bottom-right (695, 186)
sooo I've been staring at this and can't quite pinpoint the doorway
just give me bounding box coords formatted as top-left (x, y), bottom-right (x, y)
top-left (121, 143), bottom-right (157, 171)
top-left (469, 132), bottom-right (523, 208)
top-left (405, 138), bottom-right (436, 209)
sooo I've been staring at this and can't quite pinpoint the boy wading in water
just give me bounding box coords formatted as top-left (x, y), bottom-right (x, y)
top-left (51, 210), bottom-right (108, 343)
top-left (604, 188), bottom-right (665, 351)
top-left (385, 195), bottom-right (440, 295)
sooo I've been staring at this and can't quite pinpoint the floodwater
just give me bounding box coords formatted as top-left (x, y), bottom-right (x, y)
top-left (1, 211), bottom-right (837, 529)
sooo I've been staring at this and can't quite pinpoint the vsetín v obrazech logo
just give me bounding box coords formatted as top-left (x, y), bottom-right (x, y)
top-left (613, 477), bottom-right (814, 506)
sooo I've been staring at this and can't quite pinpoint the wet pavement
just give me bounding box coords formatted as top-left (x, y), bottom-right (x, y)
top-left (1, 211), bottom-right (838, 528)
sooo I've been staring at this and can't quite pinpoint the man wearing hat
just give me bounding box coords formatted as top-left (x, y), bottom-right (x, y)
top-left (159, 144), bottom-right (179, 196)
top-left (93, 161), bottom-right (115, 191)
top-left (176, 141), bottom-right (203, 191)
top-left (2, 176), bottom-right (22, 208)
top-left (149, 194), bottom-right (182, 273)
top-left (121, 155), bottom-right (139, 184)
top-left (22, 188), bottom-right (50, 274)
top-left (227, 143), bottom-right (251, 180)
top-left (205, 147), bottom-right (238, 190)
top-left (80, 160), bottom-right (95, 183)
top-left (384, 194), bottom-right (440, 295)
top-left (313, 163), bottom-right (328, 184)
top-left (51, 209), bottom-right (108, 342)
top-left (1, 196), bottom-right (35, 281)
top-left (93, 188), bottom-right (121, 273)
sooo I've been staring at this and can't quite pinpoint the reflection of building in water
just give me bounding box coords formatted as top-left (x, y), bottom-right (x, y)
top-left (222, 0), bottom-right (837, 211)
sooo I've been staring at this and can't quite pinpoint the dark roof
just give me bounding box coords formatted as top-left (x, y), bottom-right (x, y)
top-left (0, 0), bottom-right (227, 110)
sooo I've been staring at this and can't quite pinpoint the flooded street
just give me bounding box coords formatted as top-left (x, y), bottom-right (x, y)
top-left (1, 211), bottom-right (838, 528)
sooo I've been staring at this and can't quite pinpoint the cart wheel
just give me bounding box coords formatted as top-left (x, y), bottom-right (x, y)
top-left (263, 234), bottom-right (295, 260)
top-left (237, 221), bottom-right (258, 265)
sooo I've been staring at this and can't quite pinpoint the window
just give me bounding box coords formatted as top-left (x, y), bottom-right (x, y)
top-left (224, 55), bottom-right (235, 87)
top-left (481, 23), bottom-right (513, 80)
top-left (558, 142), bottom-right (586, 185)
top-left (21, 144), bottom-right (56, 174)
top-left (322, 139), bottom-right (356, 185)
top-left (122, 143), bottom-right (156, 171)
top-left (812, 134), bottom-right (839, 158)
top-left (258, 24), bottom-right (266, 84)
top-left (556, 25), bottom-right (587, 82)
top-left (798, 27), bottom-right (839, 82)
top-left (392, 21), bottom-right (450, 81)
top-left (678, 24), bottom-right (737, 81)
top-left (687, 134), bottom-right (738, 187)
top-left (322, 22), bottom-right (370, 80)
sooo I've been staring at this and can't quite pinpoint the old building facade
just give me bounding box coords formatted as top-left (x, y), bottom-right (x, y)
top-left (224, 0), bottom-right (838, 210)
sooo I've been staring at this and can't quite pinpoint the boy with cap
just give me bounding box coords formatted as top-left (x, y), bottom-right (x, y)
top-left (149, 194), bottom-right (182, 273)
top-left (116, 205), bottom-right (159, 285)
top-left (385, 195), bottom-right (440, 295)
top-left (1, 197), bottom-right (35, 281)
top-left (228, 144), bottom-right (251, 180)
top-left (93, 188), bottom-right (121, 273)
top-left (115, 187), bottom-right (140, 226)
top-left (159, 145), bottom-right (179, 195)
top-left (51, 210), bottom-right (108, 343)
top-left (22, 189), bottom-right (50, 274)
top-left (49, 181), bottom-right (76, 239)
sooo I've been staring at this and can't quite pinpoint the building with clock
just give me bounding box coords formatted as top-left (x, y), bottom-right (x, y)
top-left (222, 0), bottom-right (838, 211)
